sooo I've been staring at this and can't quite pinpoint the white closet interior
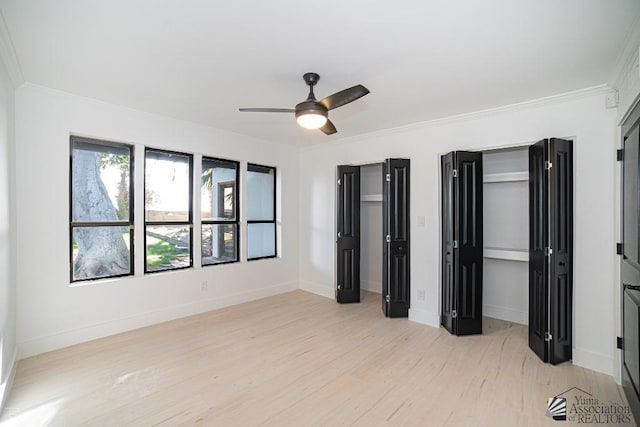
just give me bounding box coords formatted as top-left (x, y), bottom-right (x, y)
top-left (360, 163), bottom-right (383, 294)
top-left (482, 146), bottom-right (529, 325)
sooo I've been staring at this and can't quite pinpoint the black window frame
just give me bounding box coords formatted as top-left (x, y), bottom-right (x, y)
top-left (247, 163), bottom-right (277, 261)
top-left (144, 147), bottom-right (194, 273)
top-left (201, 156), bottom-right (240, 266)
top-left (69, 136), bottom-right (134, 283)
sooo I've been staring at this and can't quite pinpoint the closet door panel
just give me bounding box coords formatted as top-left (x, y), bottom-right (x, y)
top-left (455, 151), bottom-right (483, 335)
top-left (336, 165), bottom-right (361, 303)
top-left (529, 139), bottom-right (549, 362)
top-left (549, 138), bottom-right (573, 364)
top-left (384, 158), bottom-right (410, 318)
top-left (441, 152), bottom-right (456, 333)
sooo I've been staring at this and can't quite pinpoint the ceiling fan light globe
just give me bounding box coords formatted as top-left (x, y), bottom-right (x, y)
top-left (296, 113), bottom-right (327, 130)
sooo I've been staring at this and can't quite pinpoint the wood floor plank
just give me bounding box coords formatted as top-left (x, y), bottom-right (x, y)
top-left (0, 290), bottom-right (633, 426)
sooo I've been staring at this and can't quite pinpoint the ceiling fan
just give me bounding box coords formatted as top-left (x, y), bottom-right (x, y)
top-left (239, 73), bottom-right (369, 135)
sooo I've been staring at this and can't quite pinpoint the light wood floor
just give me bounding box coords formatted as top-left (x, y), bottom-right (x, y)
top-left (0, 290), bottom-right (633, 426)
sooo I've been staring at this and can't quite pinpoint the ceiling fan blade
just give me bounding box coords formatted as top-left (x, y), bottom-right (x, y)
top-left (319, 85), bottom-right (369, 110)
top-left (239, 108), bottom-right (295, 113)
top-left (319, 119), bottom-right (337, 135)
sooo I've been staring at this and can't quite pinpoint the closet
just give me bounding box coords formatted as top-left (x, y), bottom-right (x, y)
top-left (360, 164), bottom-right (383, 294)
top-left (336, 159), bottom-right (410, 317)
top-left (441, 139), bottom-right (573, 365)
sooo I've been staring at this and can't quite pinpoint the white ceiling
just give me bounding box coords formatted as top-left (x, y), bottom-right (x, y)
top-left (1, 1), bottom-right (639, 147)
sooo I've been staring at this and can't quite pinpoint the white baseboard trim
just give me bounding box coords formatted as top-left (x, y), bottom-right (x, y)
top-left (573, 348), bottom-right (614, 376)
top-left (18, 281), bottom-right (297, 359)
top-left (299, 281), bottom-right (334, 299)
top-left (0, 347), bottom-right (18, 415)
top-left (408, 307), bottom-right (440, 328)
top-left (484, 304), bottom-right (528, 325)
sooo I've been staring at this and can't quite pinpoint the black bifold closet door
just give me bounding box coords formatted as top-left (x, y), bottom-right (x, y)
top-left (529, 138), bottom-right (573, 365)
top-left (440, 142), bottom-right (573, 360)
top-left (620, 100), bottom-right (640, 419)
top-left (336, 159), bottom-right (410, 318)
top-left (440, 151), bottom-right (483, 335)
top-left (336, 165), bottom-right (361, 303)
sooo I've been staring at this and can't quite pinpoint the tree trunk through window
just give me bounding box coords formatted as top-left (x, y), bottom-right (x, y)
top-left (72, 150), bottom-right (130, 279)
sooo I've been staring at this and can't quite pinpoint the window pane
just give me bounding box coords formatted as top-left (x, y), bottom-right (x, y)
top-left (247, 165), bottom-right (274, 221)
top-left (146, 225), bottom-right (191, 271)
top-left (72, 142), bottom-right (131, 222)
top-left (202, 223), bottom-right (237, 265)
top-left (201, 159), bottom-right (237, 221)
top-left (145, 150), bottom-right (191, 222)
top-left (72, 226), bottom-right (131, 280)
top-left (248, 223), bottom-right (275, 259)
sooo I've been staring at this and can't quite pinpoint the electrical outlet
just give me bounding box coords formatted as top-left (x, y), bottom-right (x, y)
top-left (417, 289), bottom-right (425, 301)
top-left (201, 281), bottom-right (208, 291)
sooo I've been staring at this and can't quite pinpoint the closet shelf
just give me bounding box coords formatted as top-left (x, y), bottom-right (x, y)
top-left (361, 194), bottom-right (383, 202)
top-left (483, 247), bottom-right (528, 262)
top-left (483, 172), bottom-right (528, 183)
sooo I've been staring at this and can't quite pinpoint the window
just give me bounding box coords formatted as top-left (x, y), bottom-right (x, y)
top-left (247, 163), bottom-right (276, 260)
top-left (70, 137), bottom-right (134, 282)
top-left (201, 157), bottom-right (239, 265)
top-left (144, 148), bottom-right (193, 272)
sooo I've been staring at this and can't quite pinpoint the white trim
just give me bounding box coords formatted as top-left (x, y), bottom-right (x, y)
top-left (360, 194), bottom-right (383, 202)
top-left (408, 307), bottom-right (440, 328)
top-left (301, 85), bottom-right (609, 153)
top-left (609, 15), bottom-right (640, 89)
top-left (299, 282), bottom-right (334, 300)
top-left (484, 304), bottom-right (527, 325)
top-left (0, 347), bottom-right (17, 414)
top-left (483, 247), bottom-right (528, 262)
top-left (573, 348), bottom-right (614, 377)
top-left (483, 172), bottom-right (529, 184)
top-left (0, 10), bottom-right (23, 86)
top-left (18, 281), bottom-right (297, 359)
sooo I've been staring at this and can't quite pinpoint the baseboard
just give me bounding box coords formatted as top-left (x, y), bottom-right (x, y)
top-left (299, 281), bottom-right (334, 299)
top-left (573, 348), bottom-right (614, 376)
top-left (483, 304), bottom-right (528, 325)
top-left (0, 347), bottom-right (17, 415)
top-left (18, 281), bottom-right (297, 359)
top-left (408, 307), bottom-right (440, 328)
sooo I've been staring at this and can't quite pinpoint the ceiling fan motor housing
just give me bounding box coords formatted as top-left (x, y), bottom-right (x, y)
top-left (295, 100), bottom-right (328, 120)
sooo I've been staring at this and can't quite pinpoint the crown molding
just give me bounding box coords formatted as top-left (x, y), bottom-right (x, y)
top-left (302, 84), bottom-right (610, 152)
top-left (0, 9), bottom-right (24, 87)
top-left (609, 15), bottom-right (640, 89)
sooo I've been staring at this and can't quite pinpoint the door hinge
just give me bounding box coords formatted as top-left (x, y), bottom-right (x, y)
top-left (452, 240), bottom-right (458, 249)
top-left (385, 173), bottom-right (391, 182)
top-left (545, 332), bottom-right (553, 342)
top-left (617, 149), bottom-right (624, 161)
top-left (337, 178), bottom-right (341, 185)
top-left (386, 235), bottom-right (391, 243)
top-left (451, 310), bottom-right (458, 318)
top-left (385, 295), bottom-right (390, 303)
top-left (337, 284), bottom-right (341, 291)
top-left (617, 336), bottom-right (624, 350)
top-left (617, 243), bottom-right (623, 255)
top-left (544, 161), bottom-right (553, 170)
top-left (452, 169), bottom-right (458, 178)
top-left (544, 247), bottom-right (553, 256)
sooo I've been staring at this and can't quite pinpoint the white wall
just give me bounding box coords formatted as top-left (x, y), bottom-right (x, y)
top-left (14, 84), bottom-right (300, 358)
top-left (0, 58), bottom-right (15, 409)
top-left (299, 87), bottom-right (619, 376)
top-left (360, 164), bottom-right (383, 294)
